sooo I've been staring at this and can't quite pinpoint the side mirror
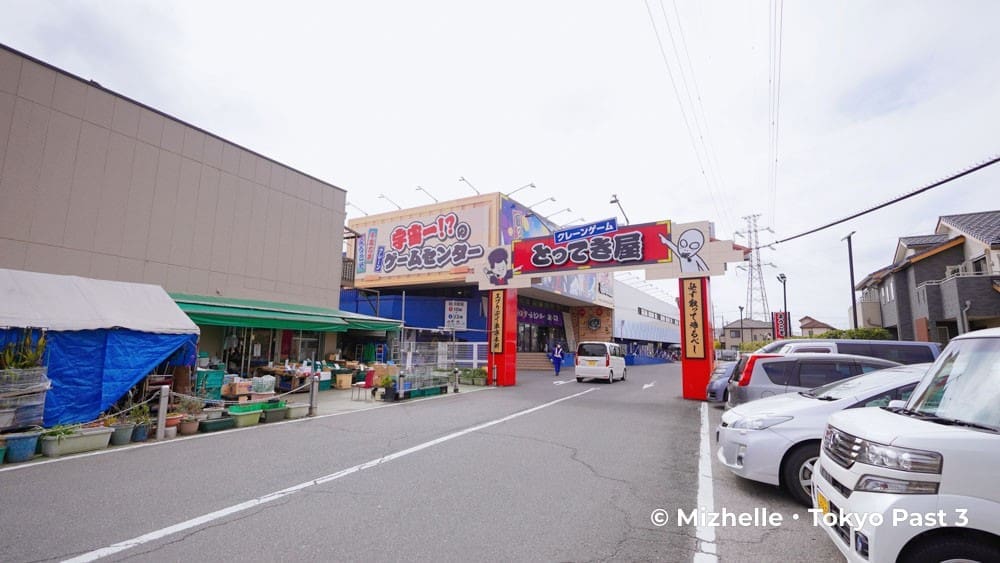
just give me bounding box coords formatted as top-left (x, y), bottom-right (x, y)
top-left (887, 400), bottom-right (906, 410)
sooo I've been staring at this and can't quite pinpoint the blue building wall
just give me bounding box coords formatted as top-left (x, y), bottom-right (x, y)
top-left (341, 290), bottom-right (488, 342)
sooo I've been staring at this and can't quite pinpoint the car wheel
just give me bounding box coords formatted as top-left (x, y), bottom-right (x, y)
top-left (781, 443), bottom-right (819, 507)
top-left (899, 535), bottom-right (1000, 563)
top-left (576, 377), bottom-right (583, 383)
top-left (607, 370), bottom-right (615, 383)
top-left (722, 389), bottom-right (728, 402)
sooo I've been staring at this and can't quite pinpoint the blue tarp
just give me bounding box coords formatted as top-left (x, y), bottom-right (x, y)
top-left (1, 328), bottom-right (197, 426)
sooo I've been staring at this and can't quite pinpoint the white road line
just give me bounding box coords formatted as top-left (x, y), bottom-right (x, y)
top-left (693, 402), bottom-right (719, 562)
top-left (62, 387), bottom-right (598, 563)
top-left (642, 381), bottom-right (656, 390)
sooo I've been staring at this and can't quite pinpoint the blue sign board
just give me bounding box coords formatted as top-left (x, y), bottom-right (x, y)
top-left (553, 218), bottom-right (618, 244)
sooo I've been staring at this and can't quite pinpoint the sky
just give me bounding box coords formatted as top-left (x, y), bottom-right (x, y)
top-left (3, 1), bottom-right (999, 330)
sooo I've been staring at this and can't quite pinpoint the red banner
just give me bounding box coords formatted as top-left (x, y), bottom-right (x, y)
top-left (772, 311), bottom-right (790, 339)
top-left (511, 221), bottom-right (672, 275)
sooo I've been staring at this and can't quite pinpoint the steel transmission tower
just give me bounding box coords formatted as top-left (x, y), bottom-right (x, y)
top-left (739, 214), bottom-right (771, 321)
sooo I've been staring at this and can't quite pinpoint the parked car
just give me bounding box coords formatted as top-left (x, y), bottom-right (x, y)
top-left (775, 338), bottom-right (940, 364)
top-left (706, 361), bottom-right (738, 403)
top-left (726, 353), bottom-right (900, 408)
top-left (575, 341), bottom-right (626, 383)
top-left (812, 327), bottom-right (1000, 563)
top-left (717, 363), bottom-right (928, 506)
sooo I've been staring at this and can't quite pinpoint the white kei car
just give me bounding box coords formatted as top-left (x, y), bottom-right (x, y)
top-left (716, 363), bottom-right (928, 506)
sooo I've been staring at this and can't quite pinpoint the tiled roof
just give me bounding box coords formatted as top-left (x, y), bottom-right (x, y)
top-left (898, 234), bottom-right (949, 247)
top-left (799, 316), bottom-right (836, 329)
top-left (940, 210), bottom-right (1000, 245)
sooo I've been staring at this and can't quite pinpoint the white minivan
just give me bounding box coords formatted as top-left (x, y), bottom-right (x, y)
top-left (575, 341), bottom-right (626, 383)
top-left (812, 327), bottom-right (1000, 563)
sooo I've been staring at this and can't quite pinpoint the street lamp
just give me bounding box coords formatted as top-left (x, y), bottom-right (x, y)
top-left (457, 176), bottom-right (480, 195)
top-left (543, 208), bottom-right (571, 221)
top-left (609, 193), bottom-right (630, 225)
top-left (415, 185), bottom-right (438, 203)
top-left (505, 182), bottom-right (535, 197)
top-left (738, 305), bottom-right (745, 344)
top-left (378, 193), bottom-right (403, 210)
top-left (777, 273), bottom-right (788, 338)
top-left (346, 201), bottom-right (369, 216)
top-left (527, 196), bottom-right (556, 209)
top-left (841, 231), bottom-right (858, 330)
top-left (557, 217), bottom-right (586, 228)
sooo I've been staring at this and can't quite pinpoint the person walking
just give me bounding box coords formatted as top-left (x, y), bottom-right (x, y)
top-left (551, 343), bottom-right (564, 376)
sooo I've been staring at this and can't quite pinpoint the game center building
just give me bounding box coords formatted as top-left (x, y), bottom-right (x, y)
top-left (340, 193), bottom-right (680, 370)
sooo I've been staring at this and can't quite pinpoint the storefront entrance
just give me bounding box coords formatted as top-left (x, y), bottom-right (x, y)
top-left (516, 300), bottom-right (566, 352)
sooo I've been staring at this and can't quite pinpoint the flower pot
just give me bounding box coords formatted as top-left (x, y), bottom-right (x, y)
top-left (131, 423), bottom-right (150, 442)
top-left (109, 423), bottom-right (135, 446)
top-left (227, 409), bottom-right (261, 428)
top-left (383, 387), bottom-right (397, 402)
top-left (4, 430), bottom-right (41, 463)
top-left (260, 407), bottom-right (286, 423)
top-left (198, 417), bottom-right (235, 432)
top-left (0, 445), bottom-right (5, 464)
top-left (285, 403), bottom-right (309, 419)
top-left (473, 377), bottom-right (486, 386)
top-left (178, 419), bottom-right (200, 435)
top-left (203, 407), bottom-right (224, 420)
top-left (162, 425), bottom-right (177, 439)
top-left (40, 427), bottom-right (113, 458)
top-left (163, 413), bottom-right (184, 428)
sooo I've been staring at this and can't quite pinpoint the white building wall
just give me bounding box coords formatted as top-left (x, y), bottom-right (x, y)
top-left (0, 46), bottom-right (346, 308)
top-left (612, 279), bottom-right (681, 343)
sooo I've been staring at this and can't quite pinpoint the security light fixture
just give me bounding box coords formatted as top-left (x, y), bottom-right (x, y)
top-left (378, 193), bottom-right (403, 210)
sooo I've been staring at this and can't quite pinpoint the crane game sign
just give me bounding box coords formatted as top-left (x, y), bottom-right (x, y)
top-left (467, 218), bottom-right (745, 398)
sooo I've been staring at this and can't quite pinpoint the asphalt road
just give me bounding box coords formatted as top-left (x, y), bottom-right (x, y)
top-left (0, 364), bottom-right (843, 562)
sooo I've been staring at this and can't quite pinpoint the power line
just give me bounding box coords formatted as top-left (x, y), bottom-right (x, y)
top-left (642, 0), bottom-right (729, 227)
top-left (772, 155), bottom-right (1000, 246)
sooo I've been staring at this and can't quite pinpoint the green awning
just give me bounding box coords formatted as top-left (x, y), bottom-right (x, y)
top-left (170, 293), bottom-right (401, 332)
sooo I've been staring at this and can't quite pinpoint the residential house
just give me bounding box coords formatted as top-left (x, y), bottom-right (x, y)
top-left (855, 210), bottom-right (1000, 343)
top-left (718, 318), bottom-right (772, 350)
top-left (799, 316), bottom-right (836, 337)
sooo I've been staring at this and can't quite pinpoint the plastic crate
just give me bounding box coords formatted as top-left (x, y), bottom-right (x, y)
top-left (227, 403), bottom-right (263, 414)
top-left (318, 379), bottom-right (331, 391)
top-left (199, 417), bottom-right (235, 432)
top-left (0, 391), bottom-right (47, 430)
top-left (260, 400), bottom-right (286, 411)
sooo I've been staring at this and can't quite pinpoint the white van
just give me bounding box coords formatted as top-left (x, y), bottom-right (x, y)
top-left (812, 327), bottom-right (1000, 562)
top-left (575, 341), bottom-right (626, 383)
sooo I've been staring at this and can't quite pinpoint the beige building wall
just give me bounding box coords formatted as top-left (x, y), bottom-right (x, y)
top-left (0, 46), bottom-right (346, 308)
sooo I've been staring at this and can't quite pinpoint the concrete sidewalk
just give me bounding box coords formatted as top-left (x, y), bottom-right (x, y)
top-left (298, 380), bottom-right (492, 416)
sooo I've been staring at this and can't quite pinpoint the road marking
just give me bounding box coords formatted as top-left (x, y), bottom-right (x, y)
top-left (63, 387), bottom-right (599, 563)
top-left (693, 402), bottom-right (718, 562)
top-left (643, 381), bottom-right (656, 390)
top-left (553, 379), bottom-right (574, 385)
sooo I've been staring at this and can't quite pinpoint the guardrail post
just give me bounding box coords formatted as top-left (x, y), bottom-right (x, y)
top-left (157, 385), bottom-right (169, 440)
top-left (308, 375), bottom-right (318, 417)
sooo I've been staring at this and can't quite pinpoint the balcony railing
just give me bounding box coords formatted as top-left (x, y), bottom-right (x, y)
top-left (944, 258), bottom-right (998, 278)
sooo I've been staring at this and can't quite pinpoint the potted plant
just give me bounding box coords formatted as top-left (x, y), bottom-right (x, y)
top-left (379, 375), bottom-right (397, 402)
top-left (178, 415), bottom-right (200, 435)
top-left (40, 423), bottom-right (113, 458)
top-left (103, 413), bottom-right (135, 447)
top-left (203, 400), bottom-right (225, 420)
top-left (2, 428), bottom-right (41, 463)
top-left (472, 367), bottom-right (487, 386)
top-left (458, 368), bottom-right (474, 386)
top-left (130, 404), bottom-right (152, 442)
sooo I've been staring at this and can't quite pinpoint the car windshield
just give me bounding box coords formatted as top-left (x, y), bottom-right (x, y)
top-left (907, 337), bottom-right (1000, 431)
top-left (577, 344), bottom-right (607, 356)
top-left (808, 365), bottom-right (925, 400)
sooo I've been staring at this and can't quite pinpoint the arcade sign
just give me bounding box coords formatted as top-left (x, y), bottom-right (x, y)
top-left (467, 219), bottom-right (746, 290)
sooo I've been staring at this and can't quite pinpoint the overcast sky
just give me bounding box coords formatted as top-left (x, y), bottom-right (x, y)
top-left (3, 1), bottom-right (999, 330)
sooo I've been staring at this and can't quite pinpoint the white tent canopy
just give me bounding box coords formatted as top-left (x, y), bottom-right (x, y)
top-left (0, 268), bottom-right (199, 335)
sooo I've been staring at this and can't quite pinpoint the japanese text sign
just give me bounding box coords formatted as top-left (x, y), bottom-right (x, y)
top-left (512, 220), bottom-right (671, 276)
top-left (682, 279), bottom-right (706, 359)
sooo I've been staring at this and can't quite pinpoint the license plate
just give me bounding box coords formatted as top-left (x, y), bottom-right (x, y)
top-left (587, 360), bottom-right (596, 366)
top-left (816, 490), bottom-right (830, 515)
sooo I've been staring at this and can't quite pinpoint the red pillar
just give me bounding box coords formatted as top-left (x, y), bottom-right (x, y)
top-left (678, 277), bottom-right (715, 400)
top-left (487, 288), bottom-right (518, 386)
